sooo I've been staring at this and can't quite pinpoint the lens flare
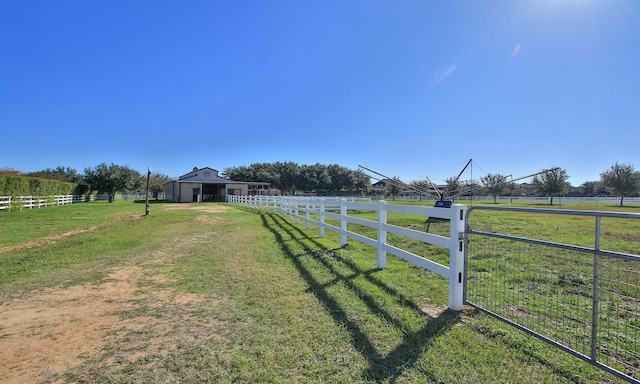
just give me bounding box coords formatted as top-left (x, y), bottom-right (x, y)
top-left (506, 44), bottom-right (522, 65)
top-left (431, 64), bottom-right (457, 87)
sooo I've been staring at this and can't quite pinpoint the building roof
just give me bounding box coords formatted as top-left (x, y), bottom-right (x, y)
top-left (170, 166), bottom-right (270, 186)
top-left (178, 167), bottom-right (220, 180)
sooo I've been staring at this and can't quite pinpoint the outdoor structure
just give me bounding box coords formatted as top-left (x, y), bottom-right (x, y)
top-left (371, 178), bottom-right (445, 199)
top-left (164, 167), bottom-right (275, 203)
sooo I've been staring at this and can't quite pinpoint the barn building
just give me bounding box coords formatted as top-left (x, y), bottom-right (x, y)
top-left (164, 167), bottom-right (274, 203)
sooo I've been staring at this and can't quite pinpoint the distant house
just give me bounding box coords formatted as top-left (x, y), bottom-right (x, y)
top-left (164, 167), bottom-right (275, 203)
top-left (371, 178), bottom-right (415, 196)
top-left (519, 182), bottom-right (535, 196)
top-left (371, 179), bottom-right (390, 191)
top-left (371, 178), bottom-right (409, 193)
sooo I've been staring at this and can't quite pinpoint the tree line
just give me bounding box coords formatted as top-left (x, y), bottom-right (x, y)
top-left (2, 161), bottom-right (639, 206)
top-left (470, 163), bottom-right (639, 206)
top-left (0, 164), bottom-right (171, 203)
top-left (222, 162), bottom-right (370, 195)
top-left (382, 163), bottom-right (639, 207)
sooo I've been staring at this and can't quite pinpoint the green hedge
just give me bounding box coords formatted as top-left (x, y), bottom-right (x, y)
top-left (0, 175), bottom-right (76, 197)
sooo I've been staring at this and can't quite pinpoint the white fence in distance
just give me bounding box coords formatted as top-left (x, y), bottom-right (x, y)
top-left (0, 195), bottom-right (90, 211)
top-left (387, 195), bottom-right (640, 206)
top-left (228, 195), bottom-right (467, 311)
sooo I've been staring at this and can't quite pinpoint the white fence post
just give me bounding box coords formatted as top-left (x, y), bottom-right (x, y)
top-left (288, 199), bottom-right (294, 219)
top-left (377, 200), bottom-right (387, 269)
top-left (319, 198), bottom-right (325, 238)
top-left (340, 198), bottom-right (347, 247)
top-left (449, 204), bottom-right (467, 311)
top-left (227, 196), bottom-right (468, 311)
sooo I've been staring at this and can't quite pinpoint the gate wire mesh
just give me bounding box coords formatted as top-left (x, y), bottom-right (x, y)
top-left (465, 207), bottom-right (640, 383)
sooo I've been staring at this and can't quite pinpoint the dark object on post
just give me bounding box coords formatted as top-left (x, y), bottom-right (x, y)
top-left (425, 200), bottom-right (451, 232)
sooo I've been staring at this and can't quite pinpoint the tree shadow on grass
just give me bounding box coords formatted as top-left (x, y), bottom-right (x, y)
top-left (233, 204), bottom-right (460, 382)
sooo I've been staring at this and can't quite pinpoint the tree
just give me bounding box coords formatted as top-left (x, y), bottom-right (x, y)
top-left (273, 161), bottom-right (300, 195)
top-left (0, 167), bottom-right (21, 176)
top-left (600, 163), bottom-right (640, 207)
top-left (148, 172), bottom-right (172, 199)
top-left (481, 174), bottom-right (509, 203)
top-left (407, 179), bottom-right (430, 200)
top-left (579, 181), bottom-right (607, 197)
top-left (26, 166), bottom-right (82, 183)
top-left (222, 165), bottom-right (252, 181)
top-left (386, 176), bottom-right (402, 200)
top-left (409, 179), bottom-right (430, 192)
top-left (444, 177), bottom-right (461, 199)
top-left (224, 162), bottom-right (368, 196)
top-left (350, 170), bottom-right (371, 195)
top-left (531, 167), bottom-right (570, 205)
top-left (84, 163), bottom-right (144, 202)
top-left (326, 164), bottom-right (352, 195)
top-left (461, 180), bottom-right (480, 197)
top-left (510, 184), bottom-right (526, 197)
top-left (298, 163), bottom-right (331, 194)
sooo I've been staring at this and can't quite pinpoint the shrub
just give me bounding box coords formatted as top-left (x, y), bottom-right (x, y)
top-left (0, 175), bottom-right (76, 197)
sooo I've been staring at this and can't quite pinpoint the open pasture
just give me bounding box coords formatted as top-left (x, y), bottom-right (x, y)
top-left (0, 200), bottom-right (635, 383)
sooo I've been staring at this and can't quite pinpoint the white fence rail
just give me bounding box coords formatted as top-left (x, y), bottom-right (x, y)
top-left (228, 195), bottom-right (467, 310)
top-left (0, 195), bottom-right (90, 211)
top-left (94, 193), bottom-right (154, 201)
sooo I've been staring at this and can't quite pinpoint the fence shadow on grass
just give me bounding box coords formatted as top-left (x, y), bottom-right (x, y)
top-left (233, 204), bottom-right (461, 382)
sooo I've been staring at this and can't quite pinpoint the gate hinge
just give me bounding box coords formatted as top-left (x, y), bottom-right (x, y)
top-left (458, 232), bottom-right (466, 240)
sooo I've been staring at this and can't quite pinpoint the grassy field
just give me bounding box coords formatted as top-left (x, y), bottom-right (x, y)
top-left (0, 199), bottom-right (635, 383)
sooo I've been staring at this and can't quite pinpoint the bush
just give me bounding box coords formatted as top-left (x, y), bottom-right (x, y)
top-left (0, 175), bottom-right (76, 197)
top-left (3, 176), bottom-right (29, 197)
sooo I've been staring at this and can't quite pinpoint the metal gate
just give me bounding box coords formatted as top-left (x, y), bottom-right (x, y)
top-left (464, 206), bottom-right (640, 383)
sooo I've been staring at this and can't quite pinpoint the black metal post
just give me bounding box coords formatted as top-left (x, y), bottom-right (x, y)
top-left (145, 166), bottom-right (151, 216)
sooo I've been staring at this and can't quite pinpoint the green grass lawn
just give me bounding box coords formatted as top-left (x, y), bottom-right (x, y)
top-left (0, 200), bottom-right (633, 383)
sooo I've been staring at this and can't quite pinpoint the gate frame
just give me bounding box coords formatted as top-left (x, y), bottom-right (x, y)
top-left (464, 205), bottom-right (640, 384)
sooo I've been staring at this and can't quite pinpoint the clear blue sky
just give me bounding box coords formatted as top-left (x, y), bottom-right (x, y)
top-left (1, 0), bottom-right (638, 186)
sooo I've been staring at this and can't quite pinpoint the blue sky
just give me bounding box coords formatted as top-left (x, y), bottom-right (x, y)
top-left (1, 0), bottom-right (638, 186)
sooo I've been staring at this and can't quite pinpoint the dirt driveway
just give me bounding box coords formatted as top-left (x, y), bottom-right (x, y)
top-left (0, 205), bottom-right (229, 383)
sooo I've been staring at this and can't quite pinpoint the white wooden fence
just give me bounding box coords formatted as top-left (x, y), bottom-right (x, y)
top-left (228, 195), bottom-right (467, 310)
top-left (0, 195), bottom-right (90, 211)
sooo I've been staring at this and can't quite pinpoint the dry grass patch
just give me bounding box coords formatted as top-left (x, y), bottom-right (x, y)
top-left (164, 203), bottom-right (231, 214)
top-left (0, 227), bottom-right (99, 254)
top-left (0, 263), bottom-right (218, 384)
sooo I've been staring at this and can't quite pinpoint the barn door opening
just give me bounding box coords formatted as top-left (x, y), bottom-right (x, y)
top-left (203, 184), bottom-right (219, 202)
